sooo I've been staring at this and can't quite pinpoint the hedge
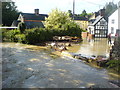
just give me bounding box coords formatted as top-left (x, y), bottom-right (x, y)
top-left (2, 27), bottom-right (82, 44)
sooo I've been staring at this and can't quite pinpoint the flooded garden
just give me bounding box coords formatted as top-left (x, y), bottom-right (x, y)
top-left (2, 38), bottom-right (120, 88)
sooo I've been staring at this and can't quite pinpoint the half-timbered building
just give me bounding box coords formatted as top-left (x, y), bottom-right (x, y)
top-left (87, 9), bottom-right (108, 38)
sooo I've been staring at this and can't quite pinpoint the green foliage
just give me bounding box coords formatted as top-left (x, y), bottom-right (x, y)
top-left (81, 29), bottom-right (87, 32)
top-left (18, 22), bottom-right (26, 33)
top-left (2, 9), bottom-right (82, 44)
top-left (45, 9), bottom-right (82, 38)
top-left (24, 28), bottom-right (53, 44)
top-left (79, 10), bottom-right (87, 17)
top-left (2, 2), bottom-right (19, 26)
top-left (68, 10), bottom-right (73, 17)
top-left (1, 28), bottom-right (7, 41)
top-left (87, 13), bottom-right (93, 16)
top-left (3, 26), bottom-right (82, 44)
top-left (4, 29), bottom-right (20, 41)
top-left (66, 22), bottom-right (82, 38)
top-left (15, 34), bottom-right (26, 43)
top-left (106, 60), bottom-right (120, 73)
top-left (45, 8), bottom-right (73, 30)
top-left (104, 2), bottom-right (117, 17)
top-left (0, 30), bottom-right (2, 41)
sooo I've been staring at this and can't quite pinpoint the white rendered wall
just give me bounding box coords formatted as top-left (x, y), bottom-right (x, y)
top-left (108, 10), bottom-right (118, 36)
top-left (118, 8), bottom-right (120, 29)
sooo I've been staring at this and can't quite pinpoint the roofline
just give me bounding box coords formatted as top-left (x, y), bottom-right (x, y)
top-left (94, 17), bottom-right (102, 26)
top-left (20, 13), bottom-right (48, 16)
top-left (93, 16), bottom-right (104, 26)
top-left (108, 8), bottom-right (118, 17)
top-left (74, 20), bottom-right (88, 21)
top-left (24, 20), bottom-right (43, 22)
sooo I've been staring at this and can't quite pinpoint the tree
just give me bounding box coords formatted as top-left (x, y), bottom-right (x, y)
top-left (68, 10), bottom-right (73, 17)
top-left (45, 9), bottom-right (82, 38)
top-left (45, 9), bottom-right (73, 30)
top-left (2, 2), bottom-right (19, 26)
top-left (79, 10), bottom-right (87, 17)
top-left (104, 2), bottom-right (117, 17)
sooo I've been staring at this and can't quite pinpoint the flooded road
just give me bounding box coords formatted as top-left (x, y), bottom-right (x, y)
top-left (68, 38), bottom-right (110, 57)
top-left (1, 41), bottom-right (120, 88)
top-left (78, 38), bottom-right (110, 57)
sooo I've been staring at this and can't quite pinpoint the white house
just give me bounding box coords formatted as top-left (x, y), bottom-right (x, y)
top-left (88, 15), bottom-right (108, 38)
top-left (108, 2), bottom-right (120, 37)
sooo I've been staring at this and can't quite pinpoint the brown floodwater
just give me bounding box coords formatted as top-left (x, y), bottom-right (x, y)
top-left (68, 38), bottom-right (110, 57)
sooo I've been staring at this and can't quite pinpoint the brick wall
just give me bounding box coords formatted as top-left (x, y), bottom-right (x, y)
top-left (82, 32), bottom-right (88, 39)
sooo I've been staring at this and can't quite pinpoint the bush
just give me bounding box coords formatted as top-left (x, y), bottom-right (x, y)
top-left (15, 34), bottom-right (26, 43)
top-left (106, 60), bottom-right (120, 73)
top-left (4, 29), bottom-right (20, 42)
top-left (2, 27), bottom-right (82, 44)
top-left (45, 9), bottom-right (82, 38)
top-left (1, 28), bottom-right (8, 41)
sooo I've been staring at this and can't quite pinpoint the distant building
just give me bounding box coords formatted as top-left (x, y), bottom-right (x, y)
top-left (88, 16), bottom-right (108, 38)
top-left (12, 9), bottom-right (48, 29)
top-left (89, 12), bottom-right (99, 20)
top-left (89, 9), bottom-right (105, 20)
top-left (87, 9), bottom-right (108, 38)
top-left (108, 2), bottom-right (120, 37)
top-left (74, 16), bottom-right (88, 30)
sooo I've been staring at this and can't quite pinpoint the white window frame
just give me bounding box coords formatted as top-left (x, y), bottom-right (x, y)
top-left (111, 27), bottom-right (114, 34)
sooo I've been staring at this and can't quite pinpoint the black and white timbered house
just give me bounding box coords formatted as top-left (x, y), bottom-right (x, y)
top-left (88, 15), bottom-right (108, 38)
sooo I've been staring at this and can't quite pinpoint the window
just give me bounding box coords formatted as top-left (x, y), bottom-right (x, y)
top-left (111, 27), bottom-right (114, 34)
top-left (111, 19), bottom-right (115, 24)
top-left (95, 30), bottom-right (99, 33)
top-left (100, 21), bottom-right (105, 24)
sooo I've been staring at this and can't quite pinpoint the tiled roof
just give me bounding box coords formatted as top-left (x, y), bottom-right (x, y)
top-left (11, 20), bottom-right (20, 26)
top-left (89, 15), bottom-right (103, 26)
top-left (21, 13), bottom-right (48, 21)
top-left (92, 15), bottom-right (103, 25)
top-left (24, 21), bottom-right (45, 28)
top-left (74, 16), bottom-right (88, 21)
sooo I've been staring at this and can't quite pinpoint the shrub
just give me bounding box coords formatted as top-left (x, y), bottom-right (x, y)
top-left (1, 28), bottom-right (7, 41)
top-left (45, 8), bottom-right (82, 38)
top-left (25, 28), bottom-right (49, 44)
top-left (4, 29), bottom-right (20, 42)
top-left (2, 27), bottom-right (82, 44)
top-left (15, 34), bottom-right (26, 43)
top-left (106, 60), bottom-right (120, 73)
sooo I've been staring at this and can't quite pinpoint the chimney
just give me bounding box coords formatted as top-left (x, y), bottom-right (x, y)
top-left (99, 9), bottom-right (105, 16)
top-left (34, 9), bottom-right (39, 15)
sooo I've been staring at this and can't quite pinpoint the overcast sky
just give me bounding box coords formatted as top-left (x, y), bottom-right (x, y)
top-left (13, 0), bottom-right (119, 14)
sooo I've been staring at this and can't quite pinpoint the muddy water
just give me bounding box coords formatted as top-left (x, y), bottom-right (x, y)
top-left (68, 38), bottom-right (110, 57)
top-left (1, 42), bottom-right (120, 88)
top-left (78, 38), bottom-right (110, 57)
